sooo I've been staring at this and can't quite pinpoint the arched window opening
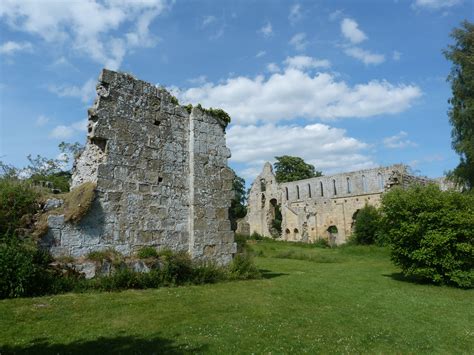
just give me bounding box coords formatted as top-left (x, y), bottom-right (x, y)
top-left (333, 179), bottom-right (337, 195)
top-left (362, 175), bottom-right (368, 193)
top-left (260, 179), bottom-right (266, 192)
top-left (285, 187), bottom-right (289, 200)
top-left (320, 181), bottom-right (324, 197)
top-left (346, 177), bottom-right (351, 193)
top-left (261, 193), bottom-right (266, 208)
top-left (308, 183), bottom-right (312, 198)
top-left (296, 185), bottom-right (300, 199)
top-left (378, 173), bottom-right (384, 190)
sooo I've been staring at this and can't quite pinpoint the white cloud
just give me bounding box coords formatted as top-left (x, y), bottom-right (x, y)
top-left (340, 18), bottom-right (367, 44)
top-left (201, 15), bottom-right (216, 27)
top-left (35, 115), bottom-right (50, 126)
top-left (48, 78), bottom-right (96, 103)
top-left (329, 10), bottom-right (344, 22)
top-left (0, 0), bottom-right (169, 69)
top-left (392, 50), bottom-right (402, 61)
top-left (0, 41), bottom-right (32, 55)
top-left (289, 32), bottom-right (308, 51)
top-left (188, 75), bottom-right (207, 85)
top-left (412, 0), bottom-right (462, 9)
top-left (256, 50), bottom-right (266, 58)
top-left (284, 55), bottom-right (331, 70)
top-left (49, 125), bottom-right (75, 139)
top-left (175, 58), bottom-right (421, 125)
top-left (344, 47), bottom-right (385, 65)
top-left (259, 22), bottom-right (273, 38)
top-left (49, 119), bottom-right (88, 139)
top-left (289, 4), bottom-right (303, 24)
top-left (266, 63), bottom-right (281, 73)
top-left (228, 123), bottom-right (375, 180)
top-left (383, 131), bottom-right (418, 149)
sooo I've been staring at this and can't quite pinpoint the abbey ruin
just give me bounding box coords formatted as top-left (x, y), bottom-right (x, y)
top-left (41, 69), bottom-right (236, 264)
top-left (242, 163), bottom-right (446, 245)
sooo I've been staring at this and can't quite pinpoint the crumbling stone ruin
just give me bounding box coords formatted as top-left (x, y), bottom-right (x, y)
top-left (41, 69), bottom-right (236, 265)
top-left (242, 163), bottom-right (446, 245)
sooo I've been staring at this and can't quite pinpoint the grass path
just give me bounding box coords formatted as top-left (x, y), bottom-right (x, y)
top-left (1, 242), bottom-right (472, 354)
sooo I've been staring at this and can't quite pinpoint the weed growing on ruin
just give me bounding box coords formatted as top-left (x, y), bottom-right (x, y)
top-left (136, 246), bottom-right (159, 259)
top-left (196, 104), bottom-right (231, 127)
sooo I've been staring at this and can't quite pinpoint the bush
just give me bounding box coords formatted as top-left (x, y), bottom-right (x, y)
top-left (382, 184), bottom-right (474, 288)
top-left (229, 253), bottom-right (261, 280)
top-left (0, 179), bottom-right (39, 237)
top-left (0, 241), bottom-right (55, 298)
top-left (313, 238), bottom-right (330, 248)
top-left (137, 246), bottom-right (159, 259)
top-left (352, 205), bottom-right (383, 245)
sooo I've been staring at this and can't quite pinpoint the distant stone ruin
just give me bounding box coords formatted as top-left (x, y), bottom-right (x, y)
top-left (41, 69), bottom-right (236, 264)
top-left (243, 163), bottom-right (448, 245)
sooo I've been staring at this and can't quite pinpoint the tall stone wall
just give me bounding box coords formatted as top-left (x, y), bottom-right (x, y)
top-left (245, 163), bottom-right (441, 245)
top-left (42, 69), bottom-right (235, 264)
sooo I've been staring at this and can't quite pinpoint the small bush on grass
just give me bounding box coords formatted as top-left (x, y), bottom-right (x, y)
top-left (136, 246), bottom-right (159, 259)
top-left (382, 184), bottom-right (474, 288)
top-left (352, 205), bottom-right (383, 245)
top-left (0, 179), bottom-right (39, 238)
top-left (229, 253), bottom-right (261, 280)
top-left (313, 238), bottom-right (330, 248)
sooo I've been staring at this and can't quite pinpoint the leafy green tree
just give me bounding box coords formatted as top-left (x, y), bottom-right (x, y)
top-left (352, 205), bottom-right (382, 245)
top-left (444, 20), bottom-right (474, 190)
top-left (381, 184), bottom-right (474, 288)
top-left (274, 155), bottom-right (322, 183)
top-left (229, 169), bottom-right (247, 231)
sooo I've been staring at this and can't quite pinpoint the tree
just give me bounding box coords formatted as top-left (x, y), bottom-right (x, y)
top-left (444, 20), bottom-right (474, 190)
top-left (273, 155), bottom-right (322, 183)
top-left (352, 205), bottom-right (382, 245)
top-left (229, 169), bottom-right (247, 231)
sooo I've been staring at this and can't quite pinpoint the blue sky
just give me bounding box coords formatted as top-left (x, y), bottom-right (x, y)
top-left (1, 0), bottom-right (473, 183)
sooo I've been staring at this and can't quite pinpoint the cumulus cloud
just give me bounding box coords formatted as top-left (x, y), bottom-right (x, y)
top-left (175, 57), bottom-right (422, 125)
top-left (412, 0), bottom-right (462, 9)
top-left (259, 22), bottom-right (273, 38)
top-left (48, 78), bottom-right (96, 103)
top-left (289, 32), bottom-right (308, 51)
top-left (0, 0), bottom-right (170, 69)
top-left (383, 131), bottom-right (418, 149)
top-left (284, 55), bottom-right (330, 70)
top-left (0, 41), bottom-right (32, 55)
top-left (266, 63), bottom-right (281, 73)
top-left (289, 4), bottom-right (303, 24)
top-left (35, 115), bottom-right (50, 126)
top-left (227, 123), bottom-right (375, 180)
top-left (50, 119), bottom-right (87, 139)
top-left (340, 18), bottom-right (367, 44)
top-left (344, 47), bottom-right (385, 65)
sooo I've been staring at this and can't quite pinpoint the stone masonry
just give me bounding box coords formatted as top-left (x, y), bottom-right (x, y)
top-left (41, 69), bottom-right (236, 264)
top-left (243, 163), bottom-right (445, 245)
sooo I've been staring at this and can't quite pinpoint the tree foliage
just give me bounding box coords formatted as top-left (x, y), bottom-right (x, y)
top-left (382, 184), bottom-right (474, 288)
top-left (229, 169), bottom-right (247, 231)
top-left (273, 155), bottom-right (322, 183)
top-left (444, 20), bottom-right (474, 190)
top-left (352, 205), bottom-right (382, 245)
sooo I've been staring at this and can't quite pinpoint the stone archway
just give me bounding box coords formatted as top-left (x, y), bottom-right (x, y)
top-left (327, 225), bottom-right (338, 246)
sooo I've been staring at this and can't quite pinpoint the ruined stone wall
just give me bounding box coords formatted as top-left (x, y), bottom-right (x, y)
top-left (245, 163), bottom-right (442, 245)
top-left (42, 69), bottom-right (235, 264)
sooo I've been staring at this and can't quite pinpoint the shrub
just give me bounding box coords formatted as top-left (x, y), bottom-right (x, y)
top-left (0, 241), bottom-right (55, 298)
top-left (229, 253), bottom-right (261, 280)
top-left (137, 246), bottom-right (159, 259)
top-left (352, 205), bottom-right (383, 245)
top-left (0, 179), bottom-right (39, 237)
top-left (313, 238), bottom-right (330, 248)
top-left (159, 250), bottom-right (194, 285)
top-left (382, 184), bottom-right (474, 288)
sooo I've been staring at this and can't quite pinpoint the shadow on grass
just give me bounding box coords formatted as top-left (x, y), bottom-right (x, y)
top-left (259, 269), bottom-right (289, 279)
top-left (0, 334), bottom-right (207, 355)
top-left (383, 272), bottom-right (432, 285)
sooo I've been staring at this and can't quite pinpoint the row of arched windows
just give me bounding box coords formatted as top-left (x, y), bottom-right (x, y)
top-left (284, 173), bottom-right (385, 200)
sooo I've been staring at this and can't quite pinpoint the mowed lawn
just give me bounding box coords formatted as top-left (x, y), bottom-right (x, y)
top-left (1, 240), bottom-right (472, 354)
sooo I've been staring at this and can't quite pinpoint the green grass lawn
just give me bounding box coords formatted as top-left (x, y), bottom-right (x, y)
top-left (1, 240), bottom-right (472, 354)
